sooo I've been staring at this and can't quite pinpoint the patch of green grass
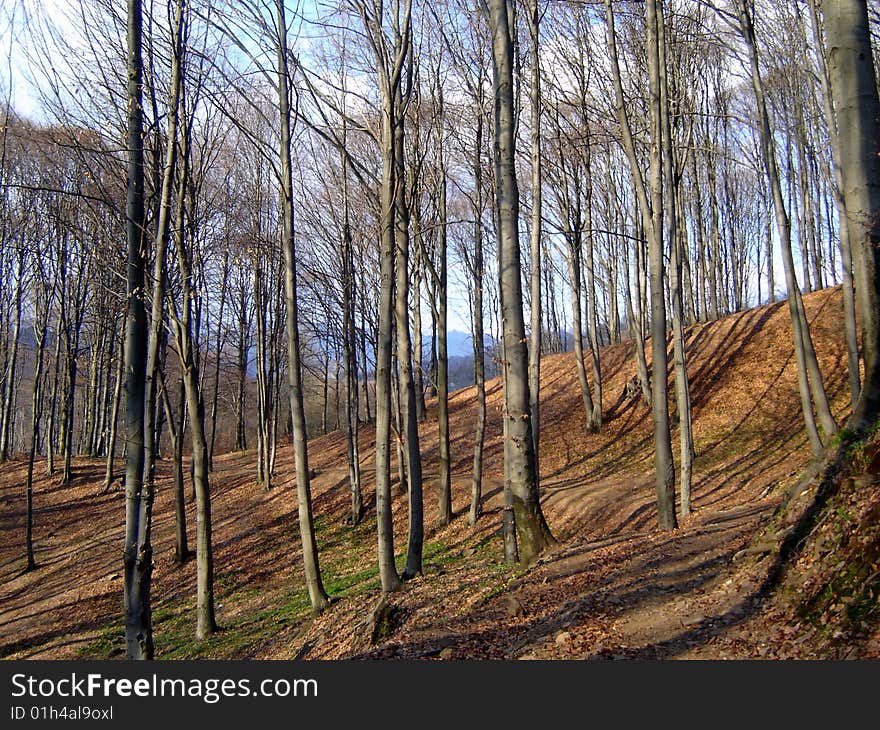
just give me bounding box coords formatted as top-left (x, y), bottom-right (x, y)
top-left (79, 623), bottom-right (124, 659)
top-left (79, 514), bottom-right (518, 660)
top-left (831, 427), bottom-right (856, 449)
top-left (324, 564), bottom-right (381, 597)
top-left (156, 586), bottom-right (316, 660)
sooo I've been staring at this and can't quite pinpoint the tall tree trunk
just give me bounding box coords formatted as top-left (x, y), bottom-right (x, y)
top-left (566, 232), bottom-right (595, 430)
top-left (583, 152), bottom-right (603, 431)
top-left (658, 4), bottom-right (693, 517)
top-left (277, 0), bottom-right (330, 612)
top-left (527, 0), bottom-right (543, 475)
top-left (122, 0), bottom-right (152, 660)
top-left (46, 323), bottom-right (62, 476)
top-left (810, 0), bottom-right (862, 411)
top-left (83, 322), bottom-right (104, 457)
top-left (235, 281), bottom-right (248, 452)
top-left (181, 356), bottom-right (215, 638)
top-left (343, 202), bottom-right (363, 524)
top-left (435, 91), bottom-right (452, 528)
top-left (358, 266), bottom-right (372, 424)
top-left (60, 319), bottom-right (79, 485)
top-left (488, 0), bottom-right (554, 565)
top-left (824, 0), bottom-right (880, 429)
top-left (469, 98), bottom-right (487, 527)
top-left (169, 92), bottom-right (217, 640)
top-left (24, 279), bottom-right (52, 571)
top-left (376, 100), bottom-right (401, 590)
top-left (645, 0), bottom-right (676, 531)
top-left (393, 81), bottom-right (425, 578)
top-left (632, 213), bottom-right (652, 406)
top-left (606, 0), bottom-right (676, 529)
top-left (95, 314), bottom-right (117, 457)
top-left (412, 251), bottom-right (427, 422)
top-left (142, 0), bottom-right (184, 535)
top-left (340, 113), bottom-right (362, 525)
top-left (255, 260), bottom-right (272, 488)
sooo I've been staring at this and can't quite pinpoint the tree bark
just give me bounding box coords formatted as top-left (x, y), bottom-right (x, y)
top-left (277, 0), bottom-right (330, 612)
top-left (24, 270), bottom-right (52, 571)
top-left (434, 87), bottom-right (452, 529)
top-left (469, 92), bottom-right (487, 527)
top-left (824, 0), bottom-right (880, 429)
top-left (160, 373), bottom-right (189, 563)
top-left (606, 0), bottom-right (676, 529)
top-left (392, 71), bottom-right (425, 577)
top-left (658, 3), bottom-right (693, 517)
top-left (103, 310), bottom-right (126, 492)
top-left (487, 0), bottom-right (554, 565)
top-left (527, 0), bottom-right (543, 476)
top-left (122, 0), bottom-right (153, 660)
top-left (810, 0), bottom-right (862, 411)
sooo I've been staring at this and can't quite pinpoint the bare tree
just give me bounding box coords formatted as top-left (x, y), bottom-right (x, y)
top-left (484, 0), bottom-right (554, 564)
top-left (122, 0), bottom-right (153, 660)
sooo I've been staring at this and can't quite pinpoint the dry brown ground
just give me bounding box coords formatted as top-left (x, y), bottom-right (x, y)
top-left (1, 285), bottom-right (874, 660)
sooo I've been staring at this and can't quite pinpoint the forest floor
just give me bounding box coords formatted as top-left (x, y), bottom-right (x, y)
top-left (1, 285), bottom-right (878, 660)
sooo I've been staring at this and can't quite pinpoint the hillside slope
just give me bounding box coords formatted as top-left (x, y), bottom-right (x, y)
top-left (1, 285), bottom-right (875, 659)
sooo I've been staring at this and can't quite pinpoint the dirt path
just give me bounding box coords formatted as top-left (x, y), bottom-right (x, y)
top-left (312, 475), bottom-right (782, 660)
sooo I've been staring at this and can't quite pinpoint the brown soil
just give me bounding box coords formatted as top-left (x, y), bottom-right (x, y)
top-left (1, 285), bottom-right (876, 660)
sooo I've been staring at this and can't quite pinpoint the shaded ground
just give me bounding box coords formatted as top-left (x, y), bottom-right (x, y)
top-left (1, 286), bottom-right (875, 660)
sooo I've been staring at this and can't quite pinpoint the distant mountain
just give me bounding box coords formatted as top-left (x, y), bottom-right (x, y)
top-left (421, 330), bottom-right (494, 359)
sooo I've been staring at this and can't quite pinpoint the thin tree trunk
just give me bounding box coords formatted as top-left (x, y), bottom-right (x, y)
top-left (24, 280), bottom-right (52, 571)
top-left (142, 0), bottom-right (184, 532)
top-left (208, 248), bottom-right (229, 471)
top-left (340, 115), bottom-right (362, 524)
top-left (235, 281), bottom-right (248, 452)
top-left (160, 373), bottom-right (189, 563)
top-left (277, 0), bottom-right (330, 611)
top-left (412, 250), bottom-right (426, 422)
top-left (46, 322), bottom-right (62, 476)
top-left (358, 266), bottom-right (372, 424)
top-left (606, 0), bottom-right (676, 529)
top-left (435, 94), bottom-right (452, 528)
top-left (583, 160), bottom-right (602, 431)
top-left (527, 0), bottom-right (543, 476)
top-left (469, 99), bottom-right (487, 527)
top-left (102, 310), bottom-right (126, 493)
top-left (566, 234), bottom-right (595, 430)
top-left (658, 4), bottom-right (693, 517)
top-left (632, 211), bottom-right (652, 406)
